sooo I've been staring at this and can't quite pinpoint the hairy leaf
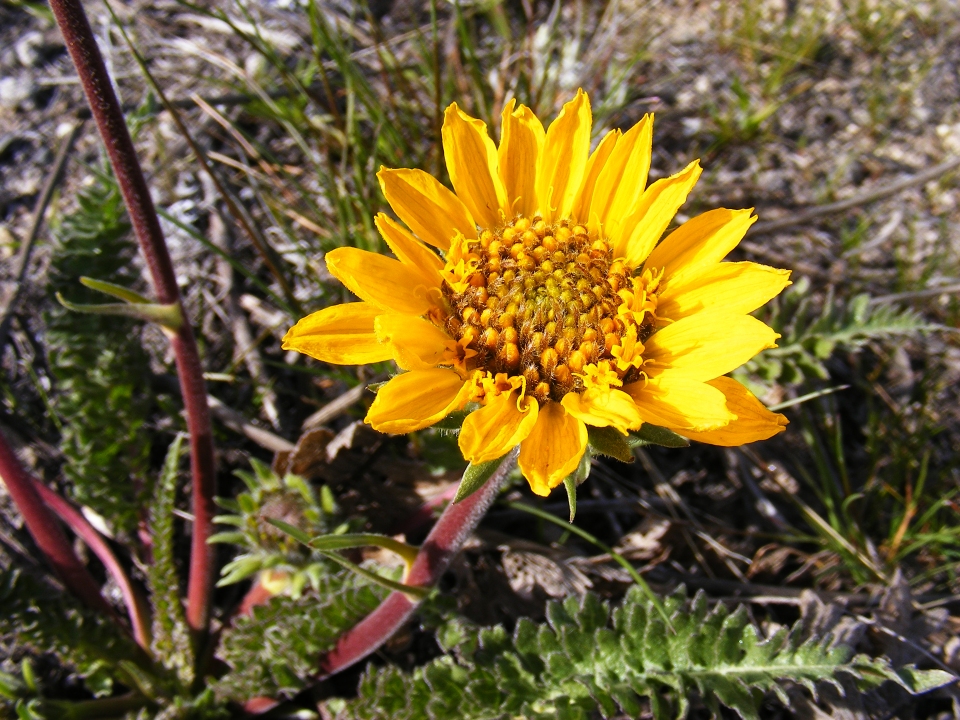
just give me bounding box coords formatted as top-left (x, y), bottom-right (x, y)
top-left (748, 278), bottom-right (941, 385)
top-left (0, 569), bottom-right (146, 698)
top-left (336, 586), bottom-right (951, 720)
top-left (213, 571), bottom-right (388, 702)
top-left (46, 167), bottom-right (156, 536)
top-left (146, 434), bottom-right (194, 684)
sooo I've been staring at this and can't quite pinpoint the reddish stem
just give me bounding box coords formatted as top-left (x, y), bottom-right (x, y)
top-left (320, 449), bottom-right (517, 677)
top-left (48, 0), bottom-right (217, 636)
top-left (32, 479), bottom-right (151, 649)
top-left (242, 451), bottom-right (516, 714)
top-left (0, 431), bottom-right (114, 618)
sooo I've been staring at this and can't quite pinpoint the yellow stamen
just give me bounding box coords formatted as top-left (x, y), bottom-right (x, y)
top-left (435, 214), bottom-right (660, 403)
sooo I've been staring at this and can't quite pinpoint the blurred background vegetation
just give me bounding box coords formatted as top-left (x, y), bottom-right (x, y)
top-left (0, 0), bottom-right (959, 717)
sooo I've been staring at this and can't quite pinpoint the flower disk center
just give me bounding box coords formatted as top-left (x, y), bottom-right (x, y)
top-left (440, 216), bottom-right (659, 404)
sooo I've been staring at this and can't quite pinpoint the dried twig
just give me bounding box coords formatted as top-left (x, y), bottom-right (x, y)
top-left (206, 395), bottom-right (293, 454)
top-left (750, 155), bottom-right (960, 236)
top-left (636, 448), bottom-right (747, 580)
top-left (106, 15), bottom-right (301, 316)
top-left (0, 121), bottom-right (83, 354)
top-left (869, 282), bottom-right (960, 306)
top-left (204, 176), bottom-right (281, 428)
top-left (301, 384), bottom-right (368, 431)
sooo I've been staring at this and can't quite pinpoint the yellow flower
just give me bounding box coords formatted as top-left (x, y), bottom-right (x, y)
top-left (283, 91), bottom-right (791, 497)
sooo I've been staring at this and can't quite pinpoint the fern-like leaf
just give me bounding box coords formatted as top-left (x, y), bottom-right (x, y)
top-left (46, 166), bottom-right (155, 536)
top-left (748, 278), bottom-right (941, 384)
top-left (337, 586), bottom-right (953, 720)
top-left (0, 569), bottom-right (146, 699)
top-left (213, 571), bottom-right (388, 702)
top-left (146, 433), bottom-right (194, 684)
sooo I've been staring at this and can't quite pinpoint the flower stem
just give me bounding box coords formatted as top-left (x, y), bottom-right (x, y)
top-left (47, 0), bottom-right (217, 637)
top-left (319, 448), bottom-right (518, 677)
top-left (0, 430), bottom-right (114, 619)
top-left (32, 479), bottom-right (152, 649)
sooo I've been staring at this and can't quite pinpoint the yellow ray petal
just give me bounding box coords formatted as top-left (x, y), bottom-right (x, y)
top-left (378, 167), bottom-right (476, 251)
top-left (365, 368), bottom-right (470, 434)
top-left (612, 159), bottom-right (702, 269)
top-left (375, 314), bottom-right (454, 371)
top-left (643, 310), bottom-right (780, 382)
top-left (560, 387), bottom-right (643, 435)
top-left (442, 103), bottom-right (509, 229)
top-left (459, 391), bottom-right (539, 464)
top-left (498, 99), bottom-right (545, 218)
top-left (571, 129), bottom-right (619, 226)
top-left (678, 376), bottom-right (788, 446)
top-left (589, 114), bottom-right (653, 239)
top-left (518, 401), bottom-right (588, 497)
top-left (375, 212), bottom-right (443, 286)
top-left (657, 262), bottom-right (792, 320)
top-left (624, 372), bottom-right (735, 431)
top-left (643, 208), bottom-right (756, 286)
top-left (536, 89), bottom-right (592, 224)
top-left (325, 247), bottom-right (435, 316)
top-left (282, 302), bottom-right (392, 365)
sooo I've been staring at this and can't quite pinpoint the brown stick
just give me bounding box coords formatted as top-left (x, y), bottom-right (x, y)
top-left (0, 121), bottom-right (84, 354)
top-left (750, 155), bottom-right (960, 236)
top-left (48, 0), bottom-right (217, 638)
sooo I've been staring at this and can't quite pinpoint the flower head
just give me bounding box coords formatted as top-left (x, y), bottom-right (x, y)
top-left (284, 91), bottom-right (790, 497)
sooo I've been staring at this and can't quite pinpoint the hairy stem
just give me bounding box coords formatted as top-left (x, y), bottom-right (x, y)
top-left (320, 448), bottom-right (517, 677)
top-left (32, 479), bottom-right (152, 649)
top-left (48, 0), bottom-right (217, 637)
top-left (0, 431), bottom-right (114, 619)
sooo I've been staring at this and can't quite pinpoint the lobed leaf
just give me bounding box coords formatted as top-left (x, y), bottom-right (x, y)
top-left (334, 587), bottom-right (955, 720)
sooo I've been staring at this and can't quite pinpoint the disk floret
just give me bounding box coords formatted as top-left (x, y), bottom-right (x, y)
top-left (439, 216), bottom-right (661, 404)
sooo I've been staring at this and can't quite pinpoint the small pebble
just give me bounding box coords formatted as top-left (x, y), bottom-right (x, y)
top-left (0, 75), bottom-right (35, 109)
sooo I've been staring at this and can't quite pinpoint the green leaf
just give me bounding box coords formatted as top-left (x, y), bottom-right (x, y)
top-left (214, 571), bottom-right (388, 702)
top-left (0, 570), bottom-right (147, 700)
top-left (207, 531), bottom-right (248, 545)
top-left (265, 518), bottom-right (313, 545)
top-left (145, 433), bottom-right (194, 683)
top-left (320, 485), bottom-right (337, 515)
top-left (433, 409), bottom-right (471, 431)
top-left (217, 556), bottom-right (266, 587)
top-left (316, 550), bottom-right (429, 599)
top-left (747, 279), bottom-right (942, 385)
top-left (587, 426), bottom-right (635, 462)
top-left (0, 670), bottom-right (26, 700)
top-left (308, 533), bottom-right (419, 566)
top-left (20, 660), bottom-right (36, 694)
top-left (572, 446), bottom-right (592, 485)
top-left (891, 666), bottom-right (956, 693)
top-left (78, 276), bottom-right (153, 304)
top-left (454, 455), bottom-right (506, 503)
top-left (564, 475), bottom-right (577, 523)
top-left (46, 166), bottom-right (156, 536)
top-left (628, 424), bottom-right (690, 449)
top-left (341, 586), bottom-right (937, 720)
top-left (55, 292), bottom-right (183, 331)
